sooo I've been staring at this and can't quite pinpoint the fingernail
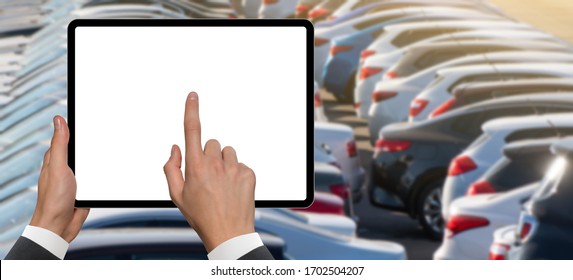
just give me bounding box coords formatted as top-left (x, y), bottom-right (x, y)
top-left (54, 116), bottom-right (61, 130)
top-left (188, 91), bottom-right (198, 100)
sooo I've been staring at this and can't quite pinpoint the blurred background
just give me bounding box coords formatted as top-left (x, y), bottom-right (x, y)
top-left (2, 0), bottom-right (573, 260)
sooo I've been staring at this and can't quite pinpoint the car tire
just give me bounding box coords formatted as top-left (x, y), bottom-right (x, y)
top-left (416, 180), bottom-right (445, 240)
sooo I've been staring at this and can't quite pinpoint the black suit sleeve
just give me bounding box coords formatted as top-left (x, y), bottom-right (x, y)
top-left (4, 236), bottom-right (60, 260)
top-left (237, 245), bottom-right (275, 260)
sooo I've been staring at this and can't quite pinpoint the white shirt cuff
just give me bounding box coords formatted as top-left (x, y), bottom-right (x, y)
top-left (207, 233), bottom-right (263, 260)
top-left (21, 225), bottom-right (69, 259)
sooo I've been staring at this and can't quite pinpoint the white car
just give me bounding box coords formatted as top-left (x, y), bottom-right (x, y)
top-left (408, 55), bottom-right (573, 122)
top-left (367, 42), bottom-right (573, 142)
top-left (355, 27), bottom-right (558, 118)
top-left (442, 113), bottom-right (573, 219)
top-left (259, 0), bottom-right (297, 18)
top-left (315, 122), bottom-right (365, 197)
top-left (81, 208), bottom-right (407, 260)
top-left (314, 6), bottom-right (503, 85)
top-left (314, 80), bottom-right (328, 122)
top-left (489, 225), bottom-right (518, 260)
top-left (434, 183), bottom-right (537, 260)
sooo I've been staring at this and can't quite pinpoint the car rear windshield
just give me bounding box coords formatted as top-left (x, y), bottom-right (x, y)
top-left (461, 84), bottom-right (573, 105)
top-left (485, 152), bottom-right (553, 192)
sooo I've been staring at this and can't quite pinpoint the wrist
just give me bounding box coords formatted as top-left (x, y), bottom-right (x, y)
top-left (202, 229), bottom-right (255, 253)
top-left (30, 214), bottom-right (65, 238)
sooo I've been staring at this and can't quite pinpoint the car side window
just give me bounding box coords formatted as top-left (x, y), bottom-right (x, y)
top-left (391, 28), bottom-right (459, 48)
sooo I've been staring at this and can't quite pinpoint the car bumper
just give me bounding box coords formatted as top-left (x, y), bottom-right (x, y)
top-left (442, 171), bottom-right (482, 219)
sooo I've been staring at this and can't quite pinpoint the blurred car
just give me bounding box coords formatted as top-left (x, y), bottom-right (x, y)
top-left (368, 42), bottom-right (573, 141)
top-left (314, 80), bottom-right (328, 122)
top-left (292, 192), bottom-right (345, 215)
top-left (259, 0), bottom-right (297, 18)
top-left (294, 0), bottom-right (323, 18)
top-left (489, 224), bottom-right (517, 260)
top-left (82, 208), bottom-right (407, 259)
top-left (369, 93), bottom-right (573, 238)
top-left (65, 228), bottom-right (287, 260)
top-left (315, 121), bottom-right (365, 199)
top-left (242, 0), bottom-right (261, 18)
top-left (0, 189), bottom-right (37, 244)
top-left (442, 113), bottom-right (573, 218)
top-left (515, 138), bottom-right (573, 259)
top-left (326, 0), bottom-right (504, 23)
top-left (307, 0), bottom-right (346, 22)
top-left (410, 61), bottom-right (573, 122)
top-left (434, 182), bottom-right (537, 260)
top-left (441, 78), bottom-right (573, 114)
top-left (322, 7), bottom-right (503, 101)
top-left (315, 162), bottom-right (351, 209)
top-left (356, 28), bottom-right (559, 118)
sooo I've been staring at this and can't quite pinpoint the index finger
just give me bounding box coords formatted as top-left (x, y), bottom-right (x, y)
top-left (184, 91), bottom-right (203, 162)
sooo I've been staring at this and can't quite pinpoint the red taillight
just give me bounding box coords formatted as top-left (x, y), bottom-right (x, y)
top-left (314, 92), bottom-right (322, 107)
top-left (296, 4), bottom-right (309, 13)
top-left (467, 180), bottom-right (496, 196)
top-left (446, 215), bottom-right (489, 238)
top-left (409, 98), bottom-right (429, 118)
top-left (354, 102), bottom-right (361, 109)
top-left (448, 155), bottom-right (477, 177)
top-left (359, 67), bottom-right (382, 80)
top-left (430, 98), bottom-right (456, 119)
top-left (371, 91), bottom-right (397, 102)
top-left (263, 0), bottom-right (278, 4)
top-left (314, 37), bottom-right (328, 46)
top-left (519, 223), bottom-right (532, 240)
top-left (330, 183), bottom-right (349, 199)
top-left (329, 45), bottom-right (352, 56)
top-left (385, 71), bottom-right (397, 79)
top-left (309, 8), bottom-right (328, 19)
top-left (228, 14), bottom-right (237, 19)
top-left (374, 139), bottom-right (411, 155)
top-left (489, 243), bottom-right (510, 260)
top-left (346, 140), bottom-right (357, 158)
top-left (360, 49), bottom-right (376, 59)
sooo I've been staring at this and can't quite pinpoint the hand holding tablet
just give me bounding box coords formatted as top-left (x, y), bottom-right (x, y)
top-left (164, 91), bottom-right (256, 252)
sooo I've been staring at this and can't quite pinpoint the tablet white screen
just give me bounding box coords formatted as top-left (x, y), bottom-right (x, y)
top-left (74, 26), bottom-right (308, 202)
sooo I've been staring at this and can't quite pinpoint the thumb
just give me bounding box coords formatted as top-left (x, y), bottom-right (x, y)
top-left (63, 208), bottom-right (90, 243)
top-left (164, 145), bottom-right (184, 204)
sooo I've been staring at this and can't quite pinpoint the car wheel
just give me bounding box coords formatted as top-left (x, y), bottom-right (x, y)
top-left (417, 180), bottom-right (444, 240)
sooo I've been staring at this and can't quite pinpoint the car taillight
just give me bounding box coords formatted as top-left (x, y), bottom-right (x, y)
top-left (374, 139), bottom-right (411, 155)
top-left (448, 155), bottom-right (477, 177)
top-left (359, 67), bottom-right (382, 80)
top-left (330, 183), bottom-right (349, 199)
top-left (309, 8), bottom-right (328, 19)
top-left (446, 215), bottom-right (489, 238)
top-left (295, 4), bottom-right (309, 13)
top-left (409, 98), bottom-right (428, 118)
top-left (354, 102), bottom-right (361, 109)
top-left (430, 98), bottom-right (456, 119)
top-left (314, 37), bottom-right (328, 46)
top-left (263, 0), bottom-right (278, 4)
top-left (346, 140), bottom-right (357, 158)
top-left (360, 49), bottom-right (376, 59)
top-left (314, 92), bottom-right (321, 107)
top-left (519, 222), bottom-right (532, 240)
top-left (329, 45), bottom-right (352, 56)
top-left (489, 243), bottom-right (510, 260)
top-left (385, 71), bottom-right (397, 79)
top-left (371, 91), bottom-right (397, 102)
top-left (467, 180), bottom-right (496, 196)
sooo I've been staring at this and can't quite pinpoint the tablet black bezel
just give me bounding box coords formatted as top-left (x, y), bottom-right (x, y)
top-left (69, 19), bottom-right (314, 208)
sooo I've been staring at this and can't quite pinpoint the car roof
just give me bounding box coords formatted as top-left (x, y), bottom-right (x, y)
top-left (383, 20), bottom-right (530, 33)
top-left (453, 78), bottom-right (573, 97)
top-left (69, 228), bottom-right (284, 250)
top-left (407, 39), bottom-right (569, 54)
top-left (437, 62), bottom-right (573, 77)
top-left (551, 137), bottom-right (573, 157)
top-left (482, 113), bottom-right (573, 134)
top-left (503, 137), bottom-right (558, 158)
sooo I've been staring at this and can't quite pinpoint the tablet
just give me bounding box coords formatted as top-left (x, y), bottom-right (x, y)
top-left (69, 19), bottom-right (314, 208)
